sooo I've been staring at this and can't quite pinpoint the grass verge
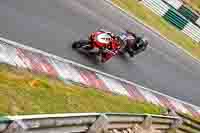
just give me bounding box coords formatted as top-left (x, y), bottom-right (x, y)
top-left (182, 0), bottom-right (200, 14)
top-left (0, 63), bottom-right (166, 115)
top-left (112, 0), bottom-right (200, 60)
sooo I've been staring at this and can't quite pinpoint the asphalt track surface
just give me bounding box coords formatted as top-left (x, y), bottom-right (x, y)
top-left (0, 0), bottom-right (200, 106)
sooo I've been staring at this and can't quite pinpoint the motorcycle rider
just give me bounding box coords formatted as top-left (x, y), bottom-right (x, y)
top-left (115, 30), bottom-right (149, 57)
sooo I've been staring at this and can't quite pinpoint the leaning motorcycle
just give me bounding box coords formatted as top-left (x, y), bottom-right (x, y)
top-left (72, 31), bottom-right (119, 63)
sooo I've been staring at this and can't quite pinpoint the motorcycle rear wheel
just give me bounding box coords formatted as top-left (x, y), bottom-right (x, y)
top-left (72, 40), bottom-right (90, 49)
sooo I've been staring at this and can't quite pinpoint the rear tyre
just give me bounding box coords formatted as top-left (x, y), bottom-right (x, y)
top-left (72, 41), bottom-right (81, 49)
top-left (72, 40), bottom-right (90, 49)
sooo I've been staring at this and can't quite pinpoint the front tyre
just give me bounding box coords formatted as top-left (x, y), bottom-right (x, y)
top-left (128, 51), bottom-right (134, 58)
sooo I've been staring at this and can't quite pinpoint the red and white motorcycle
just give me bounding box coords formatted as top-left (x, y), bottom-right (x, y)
top-left (72, 30), bottom-right (120, 63)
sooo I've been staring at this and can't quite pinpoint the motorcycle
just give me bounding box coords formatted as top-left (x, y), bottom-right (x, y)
top-left (72, 30), bottom-right (120, 63)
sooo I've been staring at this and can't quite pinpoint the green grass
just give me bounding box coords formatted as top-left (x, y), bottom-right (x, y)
top-left (112, 0), bottom-right (200, 60)
top-left (183, 0), bottom-right (200, 13)
top-left (0, 63), bottom-right (166, 116)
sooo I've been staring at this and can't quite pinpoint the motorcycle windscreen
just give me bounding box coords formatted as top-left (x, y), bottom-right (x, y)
top-left (96, 33), bottom-right (112, 44)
